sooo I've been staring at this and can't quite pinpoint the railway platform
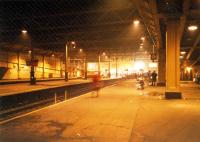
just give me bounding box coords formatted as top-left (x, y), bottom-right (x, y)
top-left (0, 80), bottom-right (200, 142)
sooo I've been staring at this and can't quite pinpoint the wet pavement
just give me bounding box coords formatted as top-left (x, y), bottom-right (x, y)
top-left (0, 80), bottom-right (200, 142)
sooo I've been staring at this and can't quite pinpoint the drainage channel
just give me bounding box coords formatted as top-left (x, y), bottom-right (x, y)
top-left (0, 79), bottom-right (119, 122)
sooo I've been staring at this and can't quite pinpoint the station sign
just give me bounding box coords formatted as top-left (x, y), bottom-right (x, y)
top-left (26, 60), bottom-right (38, 66)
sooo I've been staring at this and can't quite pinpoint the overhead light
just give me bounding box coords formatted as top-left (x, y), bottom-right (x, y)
top-left (186, 67), bottom-right (192, 72)
top-left (140, 43), bottom-right (143, 46)
top-left (133, 20), bottom-right (140, 25)
top-left (188, 25), bottom-right (198, 31)
top-left (180, 51), bottom-right (186, 55)
top-left (22, 30), bottom-right (27, 34)
top-left (180, 56), bottom-right (183, 59)
top-left (102, 52), bottom-right (106, 56)
top-left (52, 54), bottom-right (55, 57)
top-left (79, 48), bottom-right (83, 52)
top-left (140, 46), bottom-right (143, 49)
top-left (71, 41), bottom-right (76, 48)
top-left (28, 50), bottom-right (31, 54)
top-left (141, 37), bottom-right (145, 40)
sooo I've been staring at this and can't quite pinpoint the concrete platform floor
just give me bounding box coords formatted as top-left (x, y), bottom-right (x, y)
top-left (0, 80), bottom-right (200, 142)
top-left (0, 79), bottom-right (91, 96)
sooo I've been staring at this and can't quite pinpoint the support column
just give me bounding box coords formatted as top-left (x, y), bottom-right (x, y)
top-left (60, 58), bottom-right (62, 78)
top-left (115, 57), bottom-right (118, 78)
top-left (165, 20), bottom-right (182, 99)
top-left (42, 55), bottom-right (45, 79)
top-left (17, 52), bottom-right (20, 79)
top-left (108, 55), bottom-right (111, 78)
top-left (98, 54), bottom-right (101, 75)
top-left (157, 48), bottom-right (166, 86)
top-left (84, 57), bottom-right (87, 79)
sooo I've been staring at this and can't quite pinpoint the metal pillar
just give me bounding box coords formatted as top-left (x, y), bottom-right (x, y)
top-left (17, 52), bottom-right (20, 79)
top-left (65, 44), bottom-right (68, 81)
top-left (42, 55), bottom-right (45, 79)
top-left (157, 48), bottom-right (166, 86)
top-left (165, 20), bottom-right (182, 99)
top-left (115, 57), bottom-right (118, 78)
top-left (98, 54), bottom-right (101, 75)
top-left (84, 57), bottom-right (87, 79)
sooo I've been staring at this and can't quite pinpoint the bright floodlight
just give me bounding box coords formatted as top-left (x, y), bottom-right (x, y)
top-left (22, 30), bottom-right (27, 34)
top-left (179, 56), bottom-right (183, 59)
top-left (188, 25), bottom-right (198, 31)
top-left (134, 61), bottom-right (145, 71)
top-left (180, 51), bottom-right (186, 55)
top-left (186, 67), bottom-right (192, 72)
top-left (134, 20), bottom-right (140, 25)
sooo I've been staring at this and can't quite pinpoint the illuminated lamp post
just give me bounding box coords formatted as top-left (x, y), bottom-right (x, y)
top-left (98, 52), bottom-right (106, 76)
top-left (65, 41), bottom-right (76, 81)
top-left (22, 29), bottom-right (37, 85)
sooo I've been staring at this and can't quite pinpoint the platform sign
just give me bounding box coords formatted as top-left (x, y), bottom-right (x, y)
top-left (26, 60), bottom-right (38, 66)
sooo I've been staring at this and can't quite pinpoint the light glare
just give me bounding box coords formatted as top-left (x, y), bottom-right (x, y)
top-left (180, 51), bottom-right (186, 55)
top-left (22, 30), bottom-right (27, 34)
top-left (134, 20), bottom-right (139, 25)
top-left (188, 25), bottom-right (198, 31)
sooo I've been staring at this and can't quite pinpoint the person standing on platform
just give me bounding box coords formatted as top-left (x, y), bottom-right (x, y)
top-left (92, 73), bottom-right (101, 97)
top-left (151, 70), bottom-right (157, 86)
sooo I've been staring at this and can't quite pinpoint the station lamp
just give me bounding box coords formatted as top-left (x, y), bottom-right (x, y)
top-left (141, 37), bottom-right (145, 40)
top-left (133, 20), bottom-right (140, 25)
top-left (180, 51), bottom-right (186, 55)
top-left (179, 56), bottom-right (184, 59)
top-left (22, 29), bottom-right (27, 34)
top-left (188, 25), bottom-right (198, 31)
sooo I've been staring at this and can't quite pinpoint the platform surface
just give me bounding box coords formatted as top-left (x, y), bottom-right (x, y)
top-left (0, 80), bottom-right (200, 142)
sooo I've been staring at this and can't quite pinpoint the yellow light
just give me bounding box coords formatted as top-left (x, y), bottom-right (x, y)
top-left (140, 43), bottom-right (143, 46)
top-left (71, 41), bottom-right (75, 44)
top-left (186, 67), bottom-right (192, 72)
top-left (28, 50), bottom-right (31, 54)
top-left (149, 63), bottom-right (157, 68)
top-left (134, 61), bottom-right (145, 71)
top-left (180, 56), bottom-right (183, 59)
top-left (140, 46), bottom-right (143, 49)
top-left (134, 20), bottom-right (140, 25)
top-left (79, 48), bottom-right (83, 52)
top-left (102, 52), bottom-right (106, 56)
top-left (22, 30), bottom-right (27, 34)
top-left (52, 54), bottom-right (55, 57)
top-left (180, 51), bottom-right (186, 55)
top-left (141, 37), bottom-right (145, 40)
top-left (88, 63), bottom-right (97, 71)
top-left (188, 25), bottom-right (198, 31)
